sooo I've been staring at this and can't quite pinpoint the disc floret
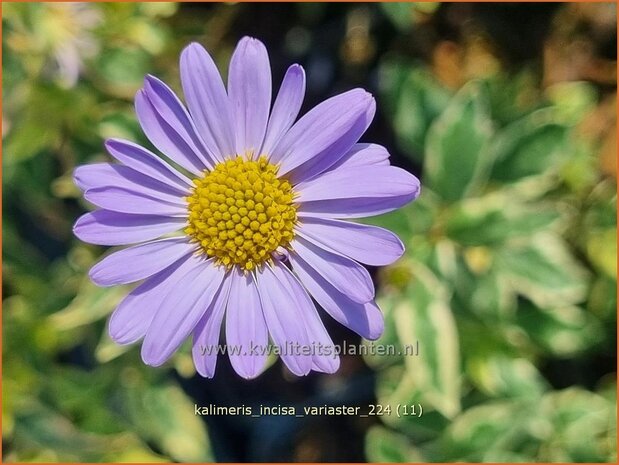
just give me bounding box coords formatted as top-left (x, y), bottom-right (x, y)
top-left (185, 156), bottom-right (297, 271)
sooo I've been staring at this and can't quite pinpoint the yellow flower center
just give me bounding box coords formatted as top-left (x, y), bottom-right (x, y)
top-left (185, 156), bottom-right (297, 271)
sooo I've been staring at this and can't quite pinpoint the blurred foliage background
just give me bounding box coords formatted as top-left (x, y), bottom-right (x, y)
top-left (2, 2), bottom-right (617, 463)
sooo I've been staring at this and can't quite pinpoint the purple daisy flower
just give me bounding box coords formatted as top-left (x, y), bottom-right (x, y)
top-left (73, 37), bottom-right (420, 379)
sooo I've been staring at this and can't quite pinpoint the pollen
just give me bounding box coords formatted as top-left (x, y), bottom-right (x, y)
top-left (185, 156), bottom-right (297, 271)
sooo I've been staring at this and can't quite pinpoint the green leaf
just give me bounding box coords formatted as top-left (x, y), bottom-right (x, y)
top-left (405, 190), bottom-right (441, 234)
top-left (588, 276), bottom-right (617, 321)
top-left (427, 239), bottom-right (458, 281)
top-left (139, 2), bottom-right (178, 18)
top-left (424, 82), bottom-right (494, 202)
top-left (98, 47), bottom-right (151, 90)
top-left (123, 383), bottom-right (213, 462)
top-left (516, 301), bottom-right (603, 356)
top-left (380, 63), bottom-right (451, 160)
top-left (374, 365), bottom-right (450, 441)
top-left (439, 388), bottom-right (615, 462)
top-left (453, 259), bottom-right (516, 320)
top-left (128, 20), bottom-right (169, 55)
top-left (583, 183), bottom-right (617, 230)
top-left (375, 364), bottom-right (410, 407)
top-left (99, 110), bottom-right (145, 142)
top-left (2, 117), bottom-right (58, 164)
top-left (380, 3), bottom-right (439, 31)
top-left (3, 84), bottom-right (75, 164)
top-left (546, 81), bottom-right (597, 125)
top-left (46, 366), bottom-right (122, 435)
top-left (394, 263), bottom-right (461, 418)
top-left (365, 425), bottom-right (422, 462)
top-left (495, 233), bottom-right (588, 308)
top-left (49, 280), bottom-right (127, 331)
top-left (440, 400), bottom-right (533, 461)
top-left (363, 208), bottom-right (413, 242)
top-left (95, 331), bottom-right (133, 363)
top-left (485, 71), bottom-right (541, 126)
top-left (13, 404), bottom-right (110, 462)
top-left (444, 195), bottom-right (561, 246)
top-left (363, 295), bottom-right (402, 369)
top-left (586, 228), bottom-right (617, 279)
top-left (481, 451), bottom-right (534, 463)
top-left (540, 388), bottom-right (615, 462)
top-left (364, 189), bottom-right (440, 239)
top-left (11, 401), bottom-right (163, 462)
top-left (467, 355), bottom-right (548, 399)
top-left (380, 3), bottom-right (415, 31)
top-left (490, 108), bottom-right (569, 182)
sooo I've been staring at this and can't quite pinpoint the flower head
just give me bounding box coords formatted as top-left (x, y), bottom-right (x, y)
top-left (73, 37), bottom-right (420, 379)
top-left (7, 2), bottom-right (102, 87)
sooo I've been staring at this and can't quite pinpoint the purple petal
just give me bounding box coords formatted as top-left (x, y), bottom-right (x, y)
top-left (270, 89), bottom-right (375, 179)
top-left (228, 37), bottom-right (272, 156)
top-left (297, 165), bottom-right (418, 202)
top-left (296, 166), bottom-right (420, 219)
top-left (289, 252), bottom-right (384, 340)
top-left (73, 163), bottom-right (123, 192)
top-left (84, 186), bottom-right (186, 217)
top-left (291, 236), bottom-right (374, 304)
top-left (225, 268), bottom-right (269, 379)
top-left (261, 64), bottom-right (305, 156)
top-left (297, 193), bottom-right (417, 219)
top-left (73, 210), bottom-right (184, 245)
top-left (135, 89), bottom-right (206, 175)
top-left (142, 256), bottom-right (225, 366)
top-left (288, 102), bottom-right (376, 183)
top-left (144, 75), bottom-right (220, 168)
top-left (192, 274), bottom-right (232, 378)
top-left (271, 261), bottom-right (339, 373)
top-left (324, 143), bottom-right (390, 173)
top-left (89, 237), bottom-right (196, 286)
top-left (108, 254), bottom-right (191, 344)
top-left (75, 163), bottom-right (188, 201)
top-left (256, 262), bottom-right (311, 376)
top-left (297, 217), bottom-right (404, 266)
top-left (180, 42), bottom-right (236, 159)
top-left (104, 138), bottom-right (192, 191)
